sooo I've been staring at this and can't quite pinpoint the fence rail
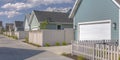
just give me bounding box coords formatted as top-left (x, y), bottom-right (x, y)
top-left (72, 40), bottom-right (119, 60)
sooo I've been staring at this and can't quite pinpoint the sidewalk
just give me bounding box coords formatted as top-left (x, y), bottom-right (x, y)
top-left (0, 35), bottom-right (73, 60)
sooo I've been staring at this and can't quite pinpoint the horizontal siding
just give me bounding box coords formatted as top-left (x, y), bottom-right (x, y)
top-left (74, 0), bottom-right (119, 41)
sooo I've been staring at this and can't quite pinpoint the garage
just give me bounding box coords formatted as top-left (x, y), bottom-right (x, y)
top-left (78, 20), bottom-right (111, 40)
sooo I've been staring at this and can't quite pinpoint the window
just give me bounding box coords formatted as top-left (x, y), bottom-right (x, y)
top-left (57, 25), bottom-right (61, 30)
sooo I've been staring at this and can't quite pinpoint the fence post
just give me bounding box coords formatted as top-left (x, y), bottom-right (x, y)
top-left (108, 45), bottom-right (110, 60)
top-left (93, 43), bottom-right (95, 60)
top-left (71, 40), bottom-right (73, 56)
top-left (117, 46), bottom-right (119, 60)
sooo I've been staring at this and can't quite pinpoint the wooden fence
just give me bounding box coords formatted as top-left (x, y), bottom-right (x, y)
top-left (72, 40), bottom-right (119, 60)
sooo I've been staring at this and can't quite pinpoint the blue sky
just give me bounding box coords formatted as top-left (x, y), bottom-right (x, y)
top-left (0, 0), bottom-right (75, 26)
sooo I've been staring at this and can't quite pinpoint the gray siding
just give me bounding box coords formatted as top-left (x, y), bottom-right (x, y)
top-left (46, 24), bottom-right (57, 29)
top-left (46, 24), bottom-right (73, 30)
top-left (62, 24), bottom-right (73, 29)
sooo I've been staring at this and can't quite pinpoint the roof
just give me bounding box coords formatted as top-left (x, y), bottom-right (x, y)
top-left (15, 21), bottom-right (23, 27)
top-left (69, 0), bottom-right (81, 18)
top-left (115, 0), bottom-right (120, 5)
top-left (113, 0), bottom-right (120, 8)
top-left (69, 0), bottom-right (120, 18)
top-left (0, 21), bottom-right (2, 27)
top-left (24, 14), bottom-right (31, 26)
top-left (33, 10), bottom-right (73, 24)
top-left (6, 23), bottom-right (14, 26)
top-left (6, 23), bottom-right (14, 29)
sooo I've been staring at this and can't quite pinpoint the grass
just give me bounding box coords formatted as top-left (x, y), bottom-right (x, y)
top-left (25, 37), bottom-right (29, 43)
top-left (45, 43), bottom-right (50, 47)
top-left (5, 35), bottom-right (18, 40)
top-left (62, 53), bottom-right (87, 60)
top-left (55, 42), bottom-right (60, 46)
top-left (12, 35), bottom-right (18, 40)
top-left (62, 41), bottom-right (67, 45)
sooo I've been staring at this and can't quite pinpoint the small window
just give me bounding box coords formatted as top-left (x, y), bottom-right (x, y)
top-left (57, 25), bottom-right (61, 30)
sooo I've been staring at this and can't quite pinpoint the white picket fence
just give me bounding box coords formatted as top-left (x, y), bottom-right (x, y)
top-left (72, 40), bottom-right (119, 60)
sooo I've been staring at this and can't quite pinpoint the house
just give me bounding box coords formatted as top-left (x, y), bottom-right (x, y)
top-left (0, 21), bottom-right (3, 33)
top-left (24, 14), bottom-right (31, 31)
top-left (69, 0), bottom-right (120, 43)
top-left (0, 21), bottom-right (3, 32)
top-left (14, 21), bottom-right (24, 31)
top-left (29, 10), bottom-right (73, 31)
top-left (27, 10), bottom-right (74, 46)
top-left (6, 23), bottom-right (14, 32)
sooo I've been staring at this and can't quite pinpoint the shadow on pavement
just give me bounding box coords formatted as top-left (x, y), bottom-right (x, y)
top-left (0, 36), bottom-right (6, 39)
top-left (0, 47), bottom-right (45, 60)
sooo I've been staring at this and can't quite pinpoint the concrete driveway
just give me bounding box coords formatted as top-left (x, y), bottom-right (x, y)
top-left (0, 35), bottom-right (73, 60)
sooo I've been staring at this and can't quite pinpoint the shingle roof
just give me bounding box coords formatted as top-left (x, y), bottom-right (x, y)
top-left (0, 21), bottom-right (2, 27)
top-left (115, 0), bottom-right (120, 5)
top-left (6, 23), bottom-right (14, 26)
top-left (69, 0), bottom-right (81, 18)
top-left (15, 21), bottom-right (23, 27)
top-left (6, 23), bottom-right (14, 30)
top-left (33, 10), bottom-right (73, 23)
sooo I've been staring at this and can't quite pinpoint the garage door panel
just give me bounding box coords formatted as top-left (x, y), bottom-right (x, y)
top-left (79, 22), bottom-right (111, 40)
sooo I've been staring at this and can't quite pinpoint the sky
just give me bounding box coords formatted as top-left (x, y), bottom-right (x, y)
top-left (0, 0), bottom-right (75, 26)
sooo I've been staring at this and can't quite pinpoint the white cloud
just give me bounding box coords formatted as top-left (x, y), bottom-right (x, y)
top-left (27, 0), bottom-right (73, 5)
top-left (1, 0), bottom-right (74, 11)
top-left (45, 7), bottom-right (71, 13)
top-left (1, 3), bottom-right (32, 10)
top-left (0, 11), bottom-right (21, 18)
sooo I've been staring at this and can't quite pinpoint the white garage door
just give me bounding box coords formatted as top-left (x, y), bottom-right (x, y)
top-left (79, 21), bottom-right (111, 40)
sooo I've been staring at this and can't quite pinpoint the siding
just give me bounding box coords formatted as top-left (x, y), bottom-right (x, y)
top-left (31, 15), bottom-right (40, 30)
top-left (24, 19), bottom-right (29, 31)
top-left (74, 0), bottom-right (119, 41)
top-left (46, 24), bottom-right (73, 30)
top-left (46, 24), bottom-right (57, 29)
top-left (62, 24), bottom-right (73, 29)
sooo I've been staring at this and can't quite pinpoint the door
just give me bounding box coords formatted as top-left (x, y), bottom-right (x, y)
top-left (78, 21), bottom-right (111, 40)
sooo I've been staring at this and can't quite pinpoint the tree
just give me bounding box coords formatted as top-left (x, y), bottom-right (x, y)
top-left (40, 20), bottom-right (48, 29)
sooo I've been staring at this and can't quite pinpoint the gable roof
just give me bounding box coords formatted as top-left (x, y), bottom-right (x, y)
top-left (24, 14), bottom-right (31, 26)
top-left (6, 23), bottom-right (14, 29)
top-left (69, 0), bottom-right (120, 18)
top-left (113, 0), bottom-right (120, 8)
top-left (69, 0), bottom-right (81, 18)
top-left (6, 23), bottom-right (14, 26)
top-left (0, 21), bottom-right (2, 27)
top-left (14, 21), bottom-right (23, 27)
top-left (115, 0), bottom-right (120, 5)
top-left (33, 10), bottom-right (73, 24)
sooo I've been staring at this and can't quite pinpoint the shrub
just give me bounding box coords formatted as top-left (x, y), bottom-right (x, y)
top-left (55, 42), bottom-right (60, 46)
top-left (12, 35), bottom-right (18, 40)
top-left (25, 37), bottom-right (29, 42)
top-left (8, 35), bottom-right (11, 37)
top-left (77, 55), bottom-right (85, 60)
top-left (14, 36), bottom-right (18, 40)
top-left (61, 53), bottom-right (67, 56)
top-left (62, 41), bottom-right (67, 45)
top-left (45, 43), bottom-right (50, 47)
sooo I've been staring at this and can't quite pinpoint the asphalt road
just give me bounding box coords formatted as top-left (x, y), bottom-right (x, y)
top-left (0, 35), bottom-right (73, 60)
